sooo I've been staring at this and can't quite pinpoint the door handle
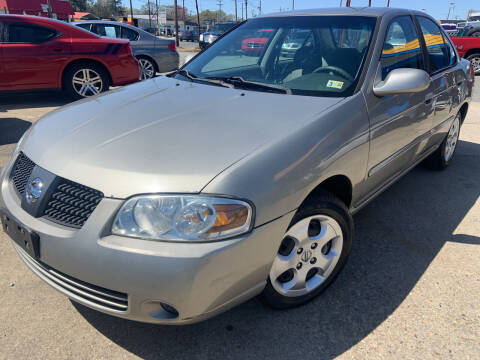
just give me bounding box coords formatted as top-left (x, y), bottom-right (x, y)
top-left (53, 48), bottom-right (64, 52)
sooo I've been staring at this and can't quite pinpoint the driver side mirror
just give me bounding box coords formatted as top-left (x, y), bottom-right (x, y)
top-left (373, 68), bottom-right (431, 96)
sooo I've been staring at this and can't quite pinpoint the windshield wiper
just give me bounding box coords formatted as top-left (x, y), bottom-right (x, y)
top-left (175, 69), bottom-right (233, 88)
top-left (205, 76), bottom-right (292, 94)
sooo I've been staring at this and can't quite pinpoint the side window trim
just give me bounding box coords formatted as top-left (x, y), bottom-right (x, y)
top-left (121, 26), bottom-right (139, 41)
top-left (415, 15), bottom-right (455, 76)
top-left (5, 22), bottom-right (60, 44)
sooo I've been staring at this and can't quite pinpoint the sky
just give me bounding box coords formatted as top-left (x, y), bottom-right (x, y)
top-left (126, 0), bottom-right (476, 21)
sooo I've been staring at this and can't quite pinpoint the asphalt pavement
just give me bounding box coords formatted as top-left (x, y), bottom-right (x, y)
top-left (0, 84), bottom-right (479, 359)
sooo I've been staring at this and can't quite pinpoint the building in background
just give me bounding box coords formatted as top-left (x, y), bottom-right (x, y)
top-left (0, 0), bottom-right (74, 21)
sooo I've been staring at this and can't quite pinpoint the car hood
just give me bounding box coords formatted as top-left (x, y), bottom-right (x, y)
top-left (21, 77), bottom-right (342, 198)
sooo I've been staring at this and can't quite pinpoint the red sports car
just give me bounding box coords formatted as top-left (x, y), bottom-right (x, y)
top-left (0, 15), bottom-right (140, 98)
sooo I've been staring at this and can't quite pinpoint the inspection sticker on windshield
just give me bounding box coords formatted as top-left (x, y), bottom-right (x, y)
top-left (326, 80), bottom-right (344, 90)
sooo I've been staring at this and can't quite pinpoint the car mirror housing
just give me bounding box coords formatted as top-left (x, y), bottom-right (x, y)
top-left (373, 68), bottom-right (431, 96)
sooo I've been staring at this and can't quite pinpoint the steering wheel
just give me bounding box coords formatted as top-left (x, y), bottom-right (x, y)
top-left (313, 66), bottom-right (354, 82)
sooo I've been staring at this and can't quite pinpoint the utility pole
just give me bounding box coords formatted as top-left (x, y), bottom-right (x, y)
top-left (156, 0), bottom-right (159, 35)
top-left (339, 0), bottom-right (343, 6)
top-left (47, 0), bottom-right (52, 18)
top-left (258, 0), bottom-right (261, 15)
top-left (148, 0), bottom-right (152, 30)
top-left (235, 0), bottom-right (237, 21)
top-left (217, 0), bottom-right (223, 22)
top-left (292, 0), bottom-right (294, 10)
top-left (368, 0), bottom-right (371, 6)
top-left (195, 0), bottom-right (200, 41)
top-left (182, 0), bottom-right (185, 25)
top-left (387, 0), bottom-right (390, 7)
top-left (245, 0), bottom-right (248, 19)
top-left (174, 0), bottom-right (179, 46)
top-left (129, 0), bottom-right (134, 24)
top-left (346, 0), bottom-right (351, 7)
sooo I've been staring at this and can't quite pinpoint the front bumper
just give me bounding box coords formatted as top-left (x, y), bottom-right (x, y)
top-left (0, 158), bottom-right (293, 324)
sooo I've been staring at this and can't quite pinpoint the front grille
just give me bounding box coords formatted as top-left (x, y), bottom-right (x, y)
top-left (44, 179), bottom-right (104, 229)
top-left (9, 153), bottom-right (103, 229)
top-left (10, 152), bottom-right (35, 195)
top-left (16, 245), bottom-right (128, 312)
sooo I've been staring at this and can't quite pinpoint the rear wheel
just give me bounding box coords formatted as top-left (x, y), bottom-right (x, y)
top-left (63, 62), bottom-right (109, 99)
top-left (466, 53), bottom-right (480, 75)
top-left (262, 191), bottom-right (353, 309)
top-left (424, 113), bottom-right (461, 170)
top-left (137, 56), bottom-right (157, 80)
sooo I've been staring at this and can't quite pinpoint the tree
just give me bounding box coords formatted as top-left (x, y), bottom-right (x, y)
top-left (70, 0), bottom-right (88, 12)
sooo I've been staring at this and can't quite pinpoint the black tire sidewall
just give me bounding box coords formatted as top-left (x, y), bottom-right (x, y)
top-left (262, 193), bottom-right (353, 309)
top-left (64, 62), bottom-right (109, 100)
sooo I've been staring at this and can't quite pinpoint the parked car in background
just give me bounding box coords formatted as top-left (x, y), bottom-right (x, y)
top-left (1, 8), bottom-right (473, 325)
top-left (75, 21), bottom-right (179, 79)
top-left (457, 23), bottom-right (480, 37)
top-left (451, 36), bottom-right (480, 74)
top-left (199, 22), bottom-right (238, 49)
top-left (0, 15), bottom-right (139, 99)
top-left (179, 30), bottom-right (198, 42)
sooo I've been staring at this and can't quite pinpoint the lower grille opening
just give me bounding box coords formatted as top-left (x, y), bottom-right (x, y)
top-left (16, 246), bottom-right (128, 313)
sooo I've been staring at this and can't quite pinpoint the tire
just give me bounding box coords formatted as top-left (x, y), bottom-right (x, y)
top-left (466, 53), bottom-right (480, 75)
top-left (262, 190), bottom-right (354, 309)
top-left (423, 112), bottom-right (461, 170)
top-left (63, 62), bottom-right (110, 100)
top-left (137, 56), bottom-right (157, 80)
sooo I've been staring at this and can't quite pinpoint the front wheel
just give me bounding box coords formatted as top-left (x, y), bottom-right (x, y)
top-left (262, 191), bottom-right (353, 309)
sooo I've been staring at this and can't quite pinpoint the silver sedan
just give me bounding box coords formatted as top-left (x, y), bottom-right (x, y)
top-left (75, 20), bottom-right (179, 79)
top-left (0, 7), bottom-right (473, 324)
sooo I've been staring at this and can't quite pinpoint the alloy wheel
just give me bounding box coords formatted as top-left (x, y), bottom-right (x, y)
top-left (72, 68), bottom-right (103, 97)
top-left (470, 56), bottom-right (480, 74)
top-left (444, 115), bottom-right (460, 162)
top-left (269, 215), bottom-right (343, 297)
top-left (139, 59), bottom-right (155, 80)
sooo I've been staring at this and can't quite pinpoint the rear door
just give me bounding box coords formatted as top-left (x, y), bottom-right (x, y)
top-left (2, 21), bottom-right (70, 89)
top-left (416, 16), bottom-right (459, 147)
top-left (363, 16), bottom-right (431, 196)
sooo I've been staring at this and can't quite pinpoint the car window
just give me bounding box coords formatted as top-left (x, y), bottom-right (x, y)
top-left (381, 16), bottom-right (424, 80)
top-left (76, 23), bottom-right (91, 32)
top-left (121, 26), bottom-right (139, 41)
top-left (6, 23), bottom-right (57, 43)
top-left (0, 22), bottom-right (4, 42)
top-left (94, 24), bottom-right (120, 38)
top-left (417, 16), bottom-right (450, 73)
top-left (442, 33), bottom-right (457, 66)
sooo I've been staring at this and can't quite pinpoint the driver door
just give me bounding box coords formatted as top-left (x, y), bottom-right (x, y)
top-left (362, 16), bottom-right (432, 198)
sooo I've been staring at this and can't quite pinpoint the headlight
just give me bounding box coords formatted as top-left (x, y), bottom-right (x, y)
top-left (112, 195), bottom-right (253, 242)
top-left (208, 35), bottom-right (217, 43)
top-left (199, 34), bottom-right (204, 41)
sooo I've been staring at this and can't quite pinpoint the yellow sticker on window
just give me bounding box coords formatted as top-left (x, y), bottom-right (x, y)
top-left (326, 80), bottom-right (344, 90)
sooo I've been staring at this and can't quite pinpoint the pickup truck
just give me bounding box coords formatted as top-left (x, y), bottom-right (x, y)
top-left (451, 36), bottom-right (480, 75)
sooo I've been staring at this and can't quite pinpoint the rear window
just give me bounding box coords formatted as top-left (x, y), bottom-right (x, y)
top-left (7, 23), bottom-right (57, 43)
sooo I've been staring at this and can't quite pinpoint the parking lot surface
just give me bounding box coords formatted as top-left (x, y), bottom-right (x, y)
top-left (0, 85), bottom-right (479, 359)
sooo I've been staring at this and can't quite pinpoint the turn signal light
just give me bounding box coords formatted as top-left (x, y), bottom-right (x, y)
top-left (168, 43), bottom-right (176, 52)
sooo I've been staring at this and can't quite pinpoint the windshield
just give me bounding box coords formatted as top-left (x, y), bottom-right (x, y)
top-left (181, 16), bottom-right (377, 97)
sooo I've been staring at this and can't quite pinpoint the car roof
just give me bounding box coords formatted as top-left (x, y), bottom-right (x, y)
top-left (258, 7), bottom-right (426, 18)
top-left (75, 20), bottom-right (152, 35)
